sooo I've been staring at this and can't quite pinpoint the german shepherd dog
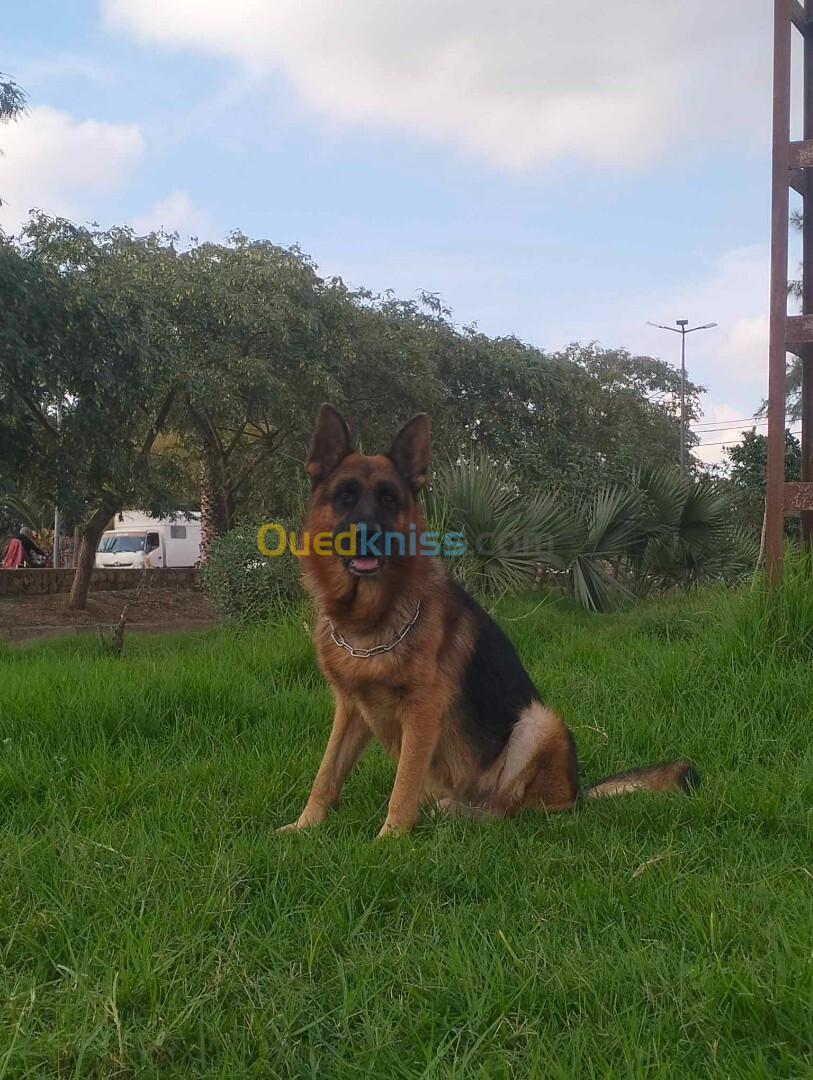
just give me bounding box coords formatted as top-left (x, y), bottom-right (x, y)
top-left (281, 405), bottom-right (699, 838)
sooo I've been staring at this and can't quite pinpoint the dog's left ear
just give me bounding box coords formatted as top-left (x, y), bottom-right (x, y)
top-left (388, 414), bottom-right (430, 492)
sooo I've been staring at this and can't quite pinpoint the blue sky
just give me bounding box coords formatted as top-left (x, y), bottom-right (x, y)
top-left (2, 0), bottom-right (796, 463)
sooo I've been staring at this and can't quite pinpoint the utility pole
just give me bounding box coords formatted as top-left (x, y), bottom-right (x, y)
top-left (646, 320), bottom-right (717, 471)
top-left (677, 319), bottom-right (689, 472)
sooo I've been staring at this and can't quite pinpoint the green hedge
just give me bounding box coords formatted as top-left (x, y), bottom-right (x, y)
top-left (198, 518), bottom-right (302, 621)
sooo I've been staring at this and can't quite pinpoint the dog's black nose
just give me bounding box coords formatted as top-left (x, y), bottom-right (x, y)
top-left (351, 520), bottom-right (382, 535)
top-left (353, 522), bottom-right (384, 555)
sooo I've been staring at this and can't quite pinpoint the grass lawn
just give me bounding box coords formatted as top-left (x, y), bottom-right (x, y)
top-left (0, 574), bottom-right (811, 1078)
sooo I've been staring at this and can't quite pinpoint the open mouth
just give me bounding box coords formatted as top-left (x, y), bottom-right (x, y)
top-left (344, 555), bottom-right (385, 577)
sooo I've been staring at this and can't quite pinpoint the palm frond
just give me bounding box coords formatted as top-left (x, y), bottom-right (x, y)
top-left (0, 490), bottom-right (52, 532)
top-left (426, 452), bottom-right (581, 595)
top-left (582, 485), bottom-right (644, 557)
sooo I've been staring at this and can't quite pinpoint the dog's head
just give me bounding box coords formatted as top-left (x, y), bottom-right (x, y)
top-left (302, 404), bottom-right (430, 586)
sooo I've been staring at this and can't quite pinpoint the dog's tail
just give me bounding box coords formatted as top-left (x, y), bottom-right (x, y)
top-left (582, 758), bottom-right (700, 800)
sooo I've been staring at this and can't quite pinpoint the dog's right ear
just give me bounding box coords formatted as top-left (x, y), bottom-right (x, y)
top-left (306, 404), bottom-right (353, 489)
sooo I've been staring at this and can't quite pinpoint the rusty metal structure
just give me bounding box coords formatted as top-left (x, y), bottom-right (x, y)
top-left (767, 0), bottom-right (813, 578)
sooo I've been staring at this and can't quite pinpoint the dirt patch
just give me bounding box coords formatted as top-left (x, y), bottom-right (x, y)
top-left (0, 586), bottom-right (218, 640)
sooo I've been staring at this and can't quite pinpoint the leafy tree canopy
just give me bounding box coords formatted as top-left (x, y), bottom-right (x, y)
top-left (724, 427), bottom-right (801, 532)
top-left (2, 212), bottom-right (710, 602)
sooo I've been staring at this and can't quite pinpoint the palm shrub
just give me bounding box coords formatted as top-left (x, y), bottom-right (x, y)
top-left (566, 485), bottom-right (644, 611)
top-left (425, 457), bottom-right (761, 612)
top-left (628, 466), bottom-right (759, 594)
top-left (424, 451), bottom-right (581, 596)
top-left (425, 452), bottom-right (645, 608)
top-left (0, 489), bottom-right (54, 551)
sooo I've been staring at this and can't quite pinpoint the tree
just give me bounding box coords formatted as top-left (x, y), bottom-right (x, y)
top-left (5, 211), bottom-right (714, 605)
top-left (1, 72), bottom-right (26, 209)
top-left (433, 337), bottom-right (702, 498)
top-left (15, 227), bottom-right (456, 553)
top-left (1, 222), bottom-right (182, 609)
top-left (169, 234), bottom-right (344, 557)
top-left (0, 486), bottom-right (55, 553)
top-left (725, 427), bottom-right (802, 532)
top-left (562, 343), bottom-right (704, 467)
top-left (777, 210), bottom-right (804, 422)
top-left (627, 465), bottom-right (757, 595)
top-left (0, 74), bottom-right (25, 122)
top-left (12, 223), bottom-right (390, 557)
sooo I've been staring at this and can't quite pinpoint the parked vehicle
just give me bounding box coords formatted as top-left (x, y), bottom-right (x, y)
top-left (95, 511), bottom-right (201, 569)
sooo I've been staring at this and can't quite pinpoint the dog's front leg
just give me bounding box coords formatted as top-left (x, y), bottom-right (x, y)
top-left (279, 696), bottom-right (371, 831)
top-left (377, 694), bottom-right (443, 838)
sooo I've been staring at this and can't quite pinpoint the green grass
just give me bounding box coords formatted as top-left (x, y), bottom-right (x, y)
top-left (0, 570), bottom-right (811, 1078)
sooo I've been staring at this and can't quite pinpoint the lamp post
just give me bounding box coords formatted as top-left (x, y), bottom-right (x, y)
top-left (646, 319), bottom-right (717, 471)
top-left (53, 395), bottom-right (62, 569)
top-left (53, 509), bottom-right (61, 568)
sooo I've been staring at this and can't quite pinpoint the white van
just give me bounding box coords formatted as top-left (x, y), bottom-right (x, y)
top-left (95, 511), bottom-right (201, 569)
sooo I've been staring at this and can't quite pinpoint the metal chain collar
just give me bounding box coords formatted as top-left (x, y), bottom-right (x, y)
top-left (326, 601), bottom-right (422, 658)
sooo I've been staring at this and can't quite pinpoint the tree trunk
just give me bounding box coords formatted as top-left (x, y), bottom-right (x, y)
top-left (188, 400), bottom-right (237, 563)
top-left (67, 505), bottom-right (114, 611)
top-left (198, 462), bottom-right (218, 564)
top-left (198, 456), bottom-right (234, 563)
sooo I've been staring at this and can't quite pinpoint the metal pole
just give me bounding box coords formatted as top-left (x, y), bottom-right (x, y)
top-left (645, 320), bottom-right (714, 470)
top-left (53, 508), bottom-right (61, 568)
top-left (766, 0), bottom-right (792, 582)
top-left (680, 328), bottom-right (687, 472)
top-left (801, 0), bottom-right (813, 549)
top-left (53, 396), bottom-right (62, 569)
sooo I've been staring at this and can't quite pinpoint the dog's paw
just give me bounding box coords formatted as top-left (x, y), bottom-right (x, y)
top-left (278, 807), bottom-right (328, 833)
top-left (375, 821), bottom-right (409, 840)
top-left (277, 817), bottom-right (321, 833)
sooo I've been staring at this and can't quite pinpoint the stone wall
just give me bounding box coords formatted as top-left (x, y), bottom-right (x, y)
top-left (0, 567), bottom-right (197, 597)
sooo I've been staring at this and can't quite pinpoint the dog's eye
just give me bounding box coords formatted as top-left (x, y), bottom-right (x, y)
top-left (380, 492), bottom-right (396, 507)
top-left (336, 489), bottom-right (356, 506)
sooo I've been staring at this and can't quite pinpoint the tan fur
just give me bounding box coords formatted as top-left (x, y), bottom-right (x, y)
top-left (584, 759), bottom-right (699, 799)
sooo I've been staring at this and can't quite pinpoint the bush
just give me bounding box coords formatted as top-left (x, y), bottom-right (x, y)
top-left (198, 518), bottom-right (302, 621)
top-left (425, 456), bottom-right (762, 612)
top-left (424, 449), bottom-right (580, 596)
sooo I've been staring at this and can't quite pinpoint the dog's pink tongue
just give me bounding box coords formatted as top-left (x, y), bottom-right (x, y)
top-left (351, 556), bottom-right (380, 571)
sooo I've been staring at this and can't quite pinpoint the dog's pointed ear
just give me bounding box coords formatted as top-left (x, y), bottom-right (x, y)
top-left (306, 404), bottom-right (353, 489)
top-left (388, 414), bottom-right (430, 492)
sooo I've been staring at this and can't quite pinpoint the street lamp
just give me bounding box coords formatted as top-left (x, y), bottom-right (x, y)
top-left (53, 393), bottom-right (63, 569)
top-left (646, 319), bottom-right (717, 471)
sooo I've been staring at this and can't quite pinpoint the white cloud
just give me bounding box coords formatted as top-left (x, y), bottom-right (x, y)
top-left (101, 0), bottom-right (771, 170)
top-left (0, 105), bottom-right (144, 233)
top-left (131, 188), bottom-right (216, 239)
top-left (692, 402), bottom-right (763, 468)
top-left (724, 315), bottom-right (770, 382)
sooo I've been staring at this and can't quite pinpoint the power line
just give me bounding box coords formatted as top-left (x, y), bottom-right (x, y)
top-left (691, 422), bottom-right (766, 434)
top-left (696, 429), bottom-right (802, 448)
top-left (694, 417), bottom-right (805, 434)
top-left (691, 417), bottom-right (765, 430)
